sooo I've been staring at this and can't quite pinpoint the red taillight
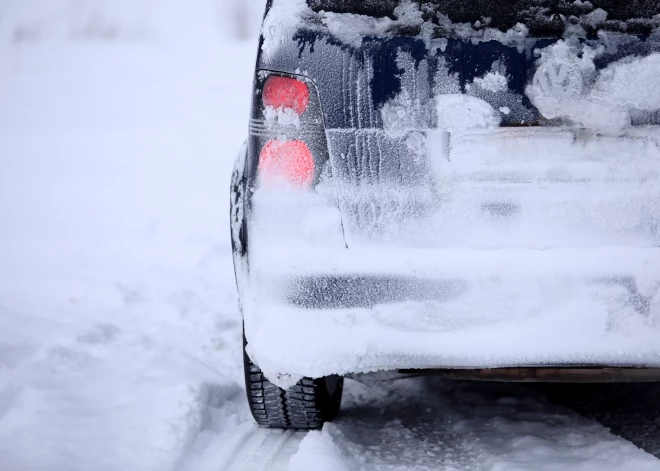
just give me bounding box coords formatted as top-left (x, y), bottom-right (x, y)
top-left (258, 140), bottom-right (315, 189)
top-left (262, 76), bottom-right (310, 115)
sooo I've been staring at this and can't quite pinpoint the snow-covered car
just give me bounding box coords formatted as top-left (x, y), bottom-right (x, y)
top-left (231, 0), bottom-right (660, 429)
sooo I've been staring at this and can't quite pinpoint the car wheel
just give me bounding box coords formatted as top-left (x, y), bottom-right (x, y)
top-left (243, 333), bottom-right (343, 429)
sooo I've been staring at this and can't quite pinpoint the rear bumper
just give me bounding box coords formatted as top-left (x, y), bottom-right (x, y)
top-left (243, 246), bottom-right (660, 387)
top-left (403, 367), bottom-right (660, 383)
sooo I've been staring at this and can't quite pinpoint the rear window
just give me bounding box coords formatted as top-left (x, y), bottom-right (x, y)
top-left (308, 0), bottom-right (660, 36)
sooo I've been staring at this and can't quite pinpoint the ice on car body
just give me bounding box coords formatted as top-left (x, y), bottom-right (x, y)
top-left (239, 0), bottom-right (660, 386)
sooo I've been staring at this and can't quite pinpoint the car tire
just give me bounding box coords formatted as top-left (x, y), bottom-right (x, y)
top-left (243, 334), bottom-right (343, 429)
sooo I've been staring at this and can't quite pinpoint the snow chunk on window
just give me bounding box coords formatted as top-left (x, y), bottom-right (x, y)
top-left (592, 53), bottom-right (660, 111)
top-left (582, 8), bottom-right (608, 28)
top-left (322, 12), bottom-right (394, 48)
top-left (393, 0), bottom-right (424, 28)
top-left (473, 71), bottom-right (508, 93)
top-left (321, 0), bottom-right (422, 48)
top-left (436, 94), bottom-right (501, 132)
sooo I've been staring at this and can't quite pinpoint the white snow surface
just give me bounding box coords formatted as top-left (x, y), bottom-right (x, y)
top-left (3, 2), bottom-right (660, 471)
top-left (0, 1), bottom-right (258, 469)
top-left (181, 376), bottom-right (660, 471)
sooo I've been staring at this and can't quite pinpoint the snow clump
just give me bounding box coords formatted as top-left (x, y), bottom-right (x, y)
top-left (436, 94), bottom-right (501, 132)
top-left (528, 40), bottom-right (660, 129)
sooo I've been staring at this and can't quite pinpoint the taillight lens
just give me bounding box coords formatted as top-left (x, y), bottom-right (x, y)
top-left (258, 140), bottom-right (315, 189)
top-left (263, 76), bottom-right (310, 115)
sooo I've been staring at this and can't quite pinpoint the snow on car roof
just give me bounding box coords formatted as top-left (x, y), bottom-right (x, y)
top-left (308, 0), bottom-right (660, 36)
top-left (263, 0), bottom-right (660, 59)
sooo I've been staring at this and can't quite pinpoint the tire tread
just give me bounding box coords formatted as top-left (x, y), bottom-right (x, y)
top-left (243, 350), bottom-right (342, 429)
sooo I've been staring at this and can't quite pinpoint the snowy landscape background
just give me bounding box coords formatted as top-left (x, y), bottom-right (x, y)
top-left (2, 1), bottom-right (660, 470)
top-left (0, 1), bottom-right (263, 469)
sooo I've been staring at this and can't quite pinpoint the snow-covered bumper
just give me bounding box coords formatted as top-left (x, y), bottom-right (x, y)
top-left (243, 245), bottom-right (660, 386)
top-left (238, 123), bottom-right (660, 386)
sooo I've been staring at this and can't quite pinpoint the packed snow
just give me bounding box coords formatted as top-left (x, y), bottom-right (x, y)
top-left (527, 40), bottom-right (660, 129)
top-left (181, 377), bottom-right (660, 471)
top-left (435, 95), bottom-right (501, 131)
top-left (263, 0), bottom-right (660, 54)
top-left (262, 0), bottom-right (534, 53)
top-left (290, 378), bottom-right (660, 471)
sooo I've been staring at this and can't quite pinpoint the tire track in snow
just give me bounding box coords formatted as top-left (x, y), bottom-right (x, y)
top-left (290, 377), bottom-right (660, 471)
top-left (312, 378), bottom-right (483, 471)
top-left (220, 427), bottom-right (260, 471)
top-left (254, 429), bottom-right (297, 470)
top-left (179, 423), bottom-right (306, 471)
top-left (183, 378), bottom-right (660, 471)
top-left (538, 383), bottom-right (660, 459)
top-left (224, 428), bottom-right (302, 471)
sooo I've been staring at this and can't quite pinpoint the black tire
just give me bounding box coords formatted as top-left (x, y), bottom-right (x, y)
top-left (234, 146), bottom-right (343, 429)
top-left (243, 336), bottom-right (343, 429)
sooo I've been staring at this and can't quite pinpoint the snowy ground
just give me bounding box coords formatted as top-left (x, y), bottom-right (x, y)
top-left (1, 2), bottom-right (660, 471)
top-left (181, 376), bottom-right (660, 471)
top-left (0, 2), bottom-right (255, 469)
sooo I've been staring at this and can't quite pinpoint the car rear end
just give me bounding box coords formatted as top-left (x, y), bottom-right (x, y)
top-left (234, 0), bottom-right (660, 387)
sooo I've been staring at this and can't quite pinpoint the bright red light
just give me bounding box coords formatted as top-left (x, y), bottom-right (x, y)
top-left (258, 140), bottom-right (315, 189)
top-left (263, 76), bottom-right (310, 115)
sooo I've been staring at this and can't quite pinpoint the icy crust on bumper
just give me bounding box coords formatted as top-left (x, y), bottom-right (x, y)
top-left (243, 247), bottom-right (660, 387)
top-left (248, 295), bottom-right (660, 389)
